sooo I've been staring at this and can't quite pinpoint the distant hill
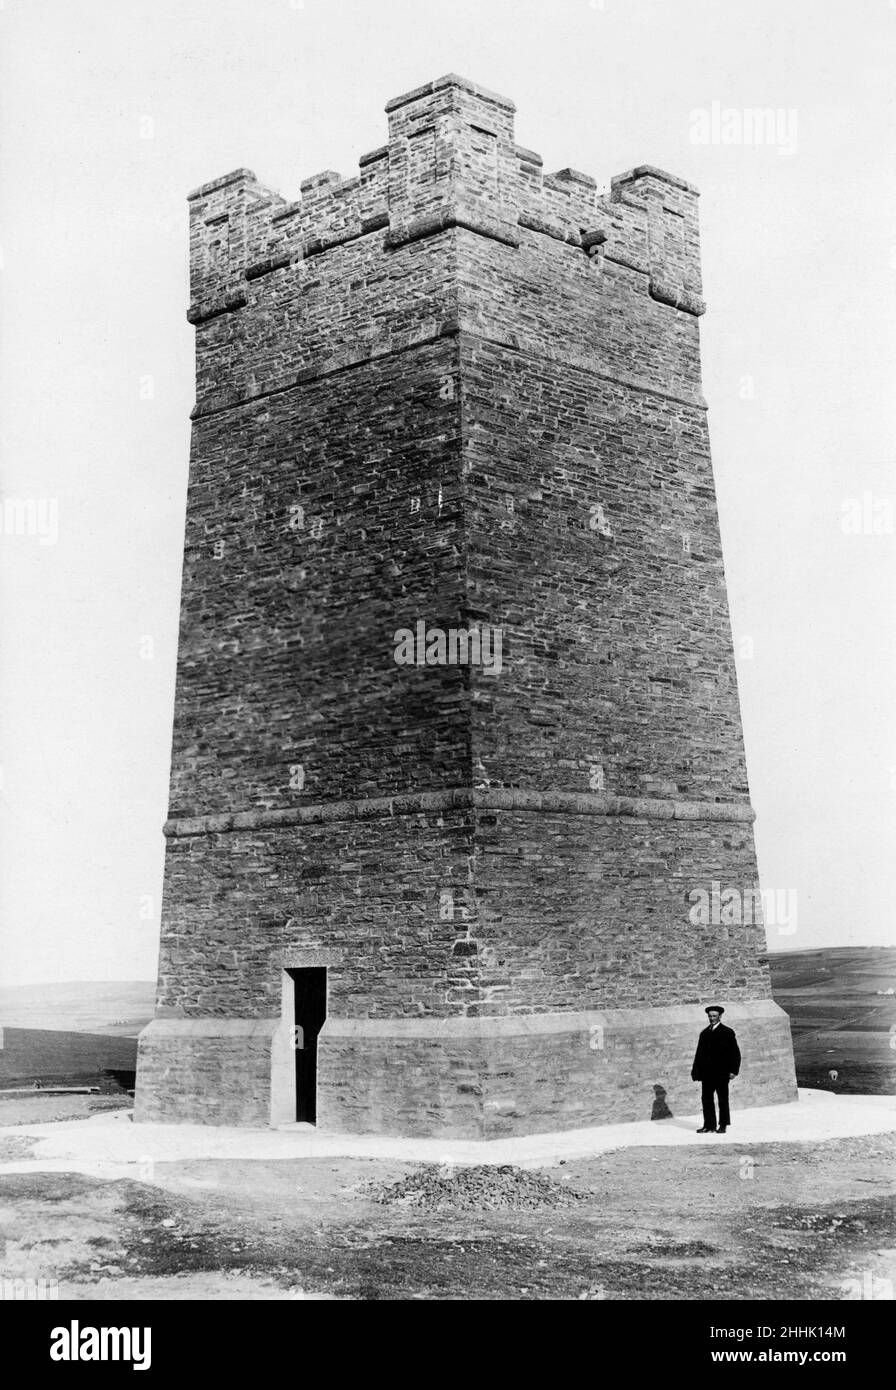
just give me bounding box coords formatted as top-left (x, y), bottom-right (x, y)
top-left (0, 981), bottom-right (155, 1037)
top-left (769, 946), bottom-right (896, 1095)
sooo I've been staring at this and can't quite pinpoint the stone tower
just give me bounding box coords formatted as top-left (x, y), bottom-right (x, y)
top-left (135, 75), bottom-right (797, 1135)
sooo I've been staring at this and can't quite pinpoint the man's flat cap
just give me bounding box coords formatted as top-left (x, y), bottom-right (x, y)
top-left (704, 1005), bottom-right (725, 1015)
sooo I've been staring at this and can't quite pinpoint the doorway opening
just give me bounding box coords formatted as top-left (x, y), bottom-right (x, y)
top-left (287, 966), bottom-right (327, 1124)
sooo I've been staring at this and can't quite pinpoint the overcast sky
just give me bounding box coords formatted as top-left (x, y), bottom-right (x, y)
top-left (1, 0), bottom-right (894, 985)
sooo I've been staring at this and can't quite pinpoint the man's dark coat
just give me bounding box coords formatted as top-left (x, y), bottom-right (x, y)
top-left (691, 1022), bottom-right (741, 1081)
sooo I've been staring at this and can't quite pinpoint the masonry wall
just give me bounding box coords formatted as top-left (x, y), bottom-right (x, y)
top-left (462, 338), bottom-right (750, 802)
top-left (169, 336), bottom-right (467, 822)
top-left (472, 811), bottom-right (769, 1014)
top-left (152, 806), bottom-right (767, 1024)
top-left (135, 1021), bottom-right (276, 1125)
top-left (154, 809), bottom-right (479, 1020)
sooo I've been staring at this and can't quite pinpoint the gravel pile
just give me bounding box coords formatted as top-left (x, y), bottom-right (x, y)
top-left (366, 1163), bottom-right (587, 1212)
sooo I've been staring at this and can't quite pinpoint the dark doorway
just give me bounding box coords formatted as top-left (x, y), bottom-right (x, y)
top-left (288, 967), bottom-right (327, 1123)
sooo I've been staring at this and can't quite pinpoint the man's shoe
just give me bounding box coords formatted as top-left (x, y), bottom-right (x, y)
top-left (696, 1126), bottom-right (716, 1133)
top-left (717, 1125), bottom-right (728, 1133)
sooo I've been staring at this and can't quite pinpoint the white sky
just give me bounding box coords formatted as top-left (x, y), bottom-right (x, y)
top-left (1, 0), bottom-right (894, 985)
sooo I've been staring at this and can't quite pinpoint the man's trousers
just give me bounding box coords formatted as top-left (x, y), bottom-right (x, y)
top-left (701, 1074), bottom-right (731, 1129)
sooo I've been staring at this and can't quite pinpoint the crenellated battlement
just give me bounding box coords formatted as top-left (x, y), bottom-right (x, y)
top-left (186, 74), bottom-right (705, 329)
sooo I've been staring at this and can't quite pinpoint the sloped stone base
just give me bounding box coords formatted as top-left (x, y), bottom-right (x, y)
top-left (135, 1000), bottom-right (796, 1136)
top-left (134, 1019), bottom-right (283, 1127)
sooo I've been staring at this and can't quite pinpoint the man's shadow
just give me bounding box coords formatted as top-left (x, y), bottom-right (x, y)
top-left (651, 1084), bottom-right (673, 1120)
top-left (650, 1083), bottom-right (699, 1130)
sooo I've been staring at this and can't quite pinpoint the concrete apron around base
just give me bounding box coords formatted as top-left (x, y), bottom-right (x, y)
top-left (3, 1091), bottom-right (895, 1183)
top-left (134, 999), bottom-right (797, 1138)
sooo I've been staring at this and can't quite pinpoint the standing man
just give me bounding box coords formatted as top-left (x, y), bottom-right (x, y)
top-left (691, 1005), bottom-right (741, 1133)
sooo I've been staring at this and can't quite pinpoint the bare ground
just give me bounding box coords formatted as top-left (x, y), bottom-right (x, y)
top-left (0, 1093), bottom-right (131, 1130)
top-left (1, 1130), bottom-right (894, 1300)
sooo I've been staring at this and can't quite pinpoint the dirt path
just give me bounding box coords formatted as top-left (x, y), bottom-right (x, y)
top-left (1, 1133), bottom-right (894, 1300)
